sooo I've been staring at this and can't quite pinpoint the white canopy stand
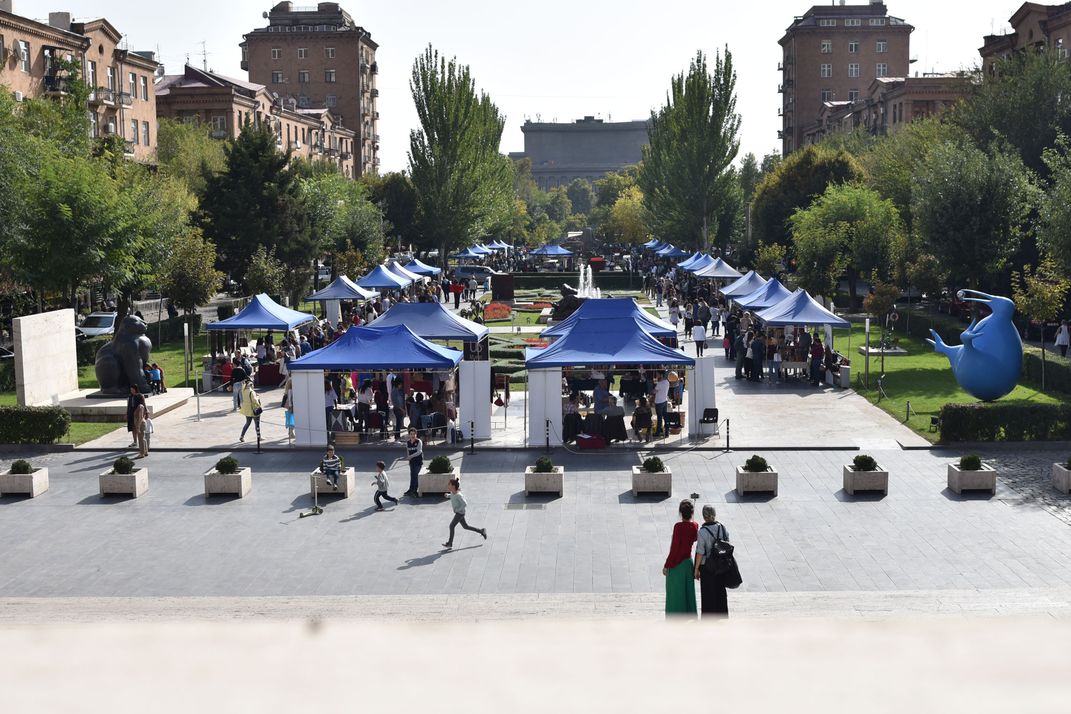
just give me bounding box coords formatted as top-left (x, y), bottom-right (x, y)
top-left (686, 355), bottom-right (717, 438)
top-left (459, 360), bottom-right (491, 440)
top-left (527, 368), bottom-right (563, 447)
top-left (293, 370), bottom-right (329, 447)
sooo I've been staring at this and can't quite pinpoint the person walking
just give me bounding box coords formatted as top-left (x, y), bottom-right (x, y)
top-left (693, 505), bottom-right (730, 618)
top-left (1056, 319), bottom-right (1070, 358)
top-left (663, 499), bottom-right (698, 617)
top-left (372, 460), bottom-right (399, 511)
top-left (230, 358), bottom-right (247, 411)
top-left (403, 428), bottom-right (423, 496)
top-left (698, 299), bottom-right (711, 334)
top-left (238, 380), bottom-right (262, 443)
top-left (125, 385), bottom-right (144, 448)
top-left (442, 477), bottom-right (487, 550)
top-left (692, 322), bottom-right (706, 357)
top-left (652, 371), bottom-right (671, 438)
top-left (391, 380), bottom-right (407, 440)
top-left (133, 397), bottom-right (149, 458)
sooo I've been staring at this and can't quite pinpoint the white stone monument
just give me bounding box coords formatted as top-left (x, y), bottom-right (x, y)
top-left (14, 309), bottom-right (79, 406)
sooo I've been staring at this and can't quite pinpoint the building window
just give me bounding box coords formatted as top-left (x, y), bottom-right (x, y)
top-left (325, 47), bottom-right (336, 59)
top-left (107, 66), bottom-right (115, 91)
top-left (326, 94), bottom-right (336, 108)
top-left (848, 41), bottom-right (859, 54)
top-left (848, 63), bottom-right (860, 78)
top-left (819, 18), bottom-right (836, 27)
top-left (845, 18), bottom-right (861, 27)
top-left (848, 89), bottom-right (860, 102)
top-left (87, 60), bottom-right (97, 90)
top-left (820, 40), bottom-right (832, 54)
top-left (89, 112), bottom-right (98, 138)
top-left (210, 115), bottom-right (226, 132)
top-left (131, 119), bottom-right (139, 145)
top-left (820, 64), bottom-right (832, 78)
top-left (142, 120), bottom-right (150, 145)
top-left (140, 76), bottom-right (148, 100)
top-left (298, 47), bottom-right (307, 59)
top-left (271, 47), bottom-right (281, 60)
top-left (272, 70), bottom-right (283, 84)
top-left (128, 72), bottom-right (137, 99)
top-left (325, 69), bottom-right (336, 83)
top-left (876, 63), bottom-right (888, 78)
top-left (298, 70), bottom-right (309, 83)
top-left (821, 89), bottom-right (833, 102)
top-left (18, 40), bottom-right (29, 72)
top-left (876, 40), bottom-right (888, 53)
top-left (869, 18), bottom-right (886, 26)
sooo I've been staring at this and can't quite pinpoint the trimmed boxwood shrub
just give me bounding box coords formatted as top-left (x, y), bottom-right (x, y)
top-left (214, 456), bottom-right (240, 474)
top-left (428, 455), bottom-right (453, 474)
top-left (959, 454), bottom-right (982, 471)
top-left (0, 362), bottom-right (14, 392)
top-left (10, 459), bottom-right (33, 474)
top-left (852, 454), bottom-right (878, 472)
top-left (743, 455), bottom-right (769, 473)
top-left (113, 456), bottom-right (135, 474)
top-left (642, 456), bottom-right (665, 473)
top-left (0, 406), bottom-right (71, 444)
top-left (938, 403), bottom-right (1071, 442)
top-left (533, 455), bottom-right (555, 473)
top-left (1021, 350), bottom-right (1071, 396)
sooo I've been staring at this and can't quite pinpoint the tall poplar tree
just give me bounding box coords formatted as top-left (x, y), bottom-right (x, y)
top-left (639, 49), bottom-right (741, 251)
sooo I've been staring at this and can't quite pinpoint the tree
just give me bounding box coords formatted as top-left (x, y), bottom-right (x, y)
top-left (639, 49), bottom-right (740, 250)
top-left (161, 230), bottom-right (224, 314)
top-left (607, 186), bottom-right (650, 244)
top-left (912, 140), bottom-right (1037, 291)
top-left (791, 223), bottom-right (845, 301)
top-left (1012, 255), bottom-right (1071, 390)
top-left (594, 167), bottom-right (639, 208)
top-left (751, 145), bottom-right (864, 250)
top-left (546, 187), bottom-right (572, 223)
top-left (301, 172), bottom-right (388, 281)
top-left (244, 245), bottom-right (286, 297)
top-left (156, 118), bottom-right (226, 195)
top-left (363, 171), bottom-right (420, 250)
top-left (738, 152), bottom-right (761, 204)
top-left (906, 253), bottom-right (948, 306)
top-left (754, 243), bottom-right (786, 278)
top-left (408, 45), bottom-right (513, 267)
top-left (863, 273), bottom-right (902, 374)
top-left (1038, 138), bottom-right (1071, 271)
top-left (565, 178), bottom-right (595, 216)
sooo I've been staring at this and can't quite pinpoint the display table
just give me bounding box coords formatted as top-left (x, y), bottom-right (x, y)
top-left (256, 362), bottom-right (282, 387)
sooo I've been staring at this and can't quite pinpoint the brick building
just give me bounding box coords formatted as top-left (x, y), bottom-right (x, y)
top-left (156, 64), bottom-right (357, 177)
top-left (981, 2), bottom-right (1071, 73)
top-left (779, 1), bottom-right (912, 155)
top-left (0, 1), bottom-right (159, 161)
top-left (508, 116), bottom-right (648, 191)
top-left (241, 2), bottom-right (378, 177)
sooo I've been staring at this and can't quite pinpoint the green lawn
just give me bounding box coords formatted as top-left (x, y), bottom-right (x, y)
top-left (485, 310), bottom-right (546, 327)
top-left (74, 334), bottom-right (209, 390)
top-left (847, 323), bottom-right (1061, 441)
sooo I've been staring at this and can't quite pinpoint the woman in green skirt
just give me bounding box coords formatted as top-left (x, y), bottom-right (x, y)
top-left (663, 499), bottom-right (699, 616)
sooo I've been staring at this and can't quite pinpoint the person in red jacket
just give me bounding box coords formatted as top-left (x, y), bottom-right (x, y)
top-left (663, 499), bottom-right (699, 617)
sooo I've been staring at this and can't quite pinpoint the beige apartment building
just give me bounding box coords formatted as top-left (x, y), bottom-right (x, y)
top-left (156, 64), bottom-right (356, 177)
top-left (981, 2), bottom-right (1071, 72)
top-left (0, 1), bottom-right (158, 161)
top-left (779, 1), bottom-right (912, 155)
top-left (241, 2), bottom-right (378, 178)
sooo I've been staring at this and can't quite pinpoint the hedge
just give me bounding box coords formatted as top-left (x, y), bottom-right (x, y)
top-left (0, 406), bottom-right (71, 444)
top-left (1022, 350), bottom-right (1071, 396)
top-left (939, 403), bottom-right (1071, 442)
top-left (149, 313), bottom-right (203, 342)
top-left (0, 362), bottom-right (13, 392)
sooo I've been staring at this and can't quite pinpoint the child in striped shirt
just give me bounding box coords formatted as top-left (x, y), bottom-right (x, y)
top-left (320, 446), bottom-right (343, 490)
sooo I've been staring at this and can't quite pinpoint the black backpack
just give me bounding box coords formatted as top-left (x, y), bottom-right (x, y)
top-left (700, 523), bottom-right (742, 589)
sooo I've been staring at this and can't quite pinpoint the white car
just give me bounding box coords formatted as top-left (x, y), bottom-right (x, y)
top-left (76, 312), bottom-right (117, 338)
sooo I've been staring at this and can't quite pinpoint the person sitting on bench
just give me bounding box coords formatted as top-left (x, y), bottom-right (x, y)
top-left (632, 397), bottom-right (653, 442)
top-left (319, 445), bottom-right (344, 490)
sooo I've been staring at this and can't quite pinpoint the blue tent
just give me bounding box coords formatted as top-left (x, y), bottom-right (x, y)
top-left (451, 247), bottom-right (486, 260)
top-left (490, 239), bottom-right (514, 250)
top-left (693, 257), bottom-right (742, 280)
top-left (541, 297), bottom-right (677, 339)
top-left (685, 254), bottom-right (716, 273)
top-left (646, 240), bottom-right (668, 252)
top-left (678, 252), bottom-right (705, 269)
top-left (656, 243), bottom-right (677, 256)
top-left (368, 302), bottom-right (489, 341)
top-left (530, 244), bottom-right (574, 257)
top-left (527, 316), bottom-right (694, 368)
top-left (206, 294), bottom-right (316, 332)
top-left (358, 265), bottom-right (411, 291)
top-left (388, 261), bottom-right (426, 284)
top-left (405, 258), bottom-right (442, 277)
top-left (643, 238), bottom-right (663, 249)
top-left (663, 246), bottom-right (691, 259)
top-left (305, 275), bottom-right (379, 302)
top-left (289, 325), bottom-right (462, 371)
top-left (469, 244), bottom-right (493, 255)
top-left (735, 278), bottom-right (795, 310)
top-left (756, 289), bottom-right (849, 327)
top-left (720, 270), bottom-right (767, 298)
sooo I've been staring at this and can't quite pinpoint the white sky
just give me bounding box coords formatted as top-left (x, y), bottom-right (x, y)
top-left (18, 0), bottom-right (1018, 171)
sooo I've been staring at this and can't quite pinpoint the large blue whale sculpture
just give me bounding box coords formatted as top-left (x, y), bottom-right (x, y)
top-left (927, 290), bottom-right (1022, 402)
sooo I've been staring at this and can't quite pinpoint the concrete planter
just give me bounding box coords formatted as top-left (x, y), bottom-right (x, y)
top-left (525, 465), bottom-right (564, 496)
top-left (310, 467), bottom-right (355, 498)
top-left (0, 467), bottom-right (49, 498)
top-left (631, 465), bottom-right (672, 496)
top-left (736, 466), bottom-right (778, 496)
top-left (1053, 463), bottom-right (1071, 495)
top-left (843, 464), bottom-right (889, 495)
top-left (99, 467), bottom-right (148, 497)
top-left (418, 468), bottom-right (456, 498)
top-left (205, 466), bottom-right (252, 498)
top-left (947, 463), bottom-right (997, 495)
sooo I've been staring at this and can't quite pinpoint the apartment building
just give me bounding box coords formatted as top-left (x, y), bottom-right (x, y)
top-left (981, 2), bottom-right (1071, 72)
top-left (0, 1), bottom-right (158, 161)
top-left (241, 2), bottom-right (378, 177)
top-left (779, 1), bottom-right (912, 155)
top-left (155, 64), bottom-right (357, 177)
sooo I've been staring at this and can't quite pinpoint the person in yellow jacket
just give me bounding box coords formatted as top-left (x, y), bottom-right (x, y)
top-left (238, 379), bottom-right (263, 443)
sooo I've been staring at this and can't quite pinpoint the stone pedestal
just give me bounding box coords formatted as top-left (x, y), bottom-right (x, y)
top-left (205, 467), bottom-right (252, 498)
top-left (0, 467), bottom-right (49, 497)
top-left (99, 468), bottom-right (148, 497)
top-left (947, 463), bottom-right (996, 495)
top-left (843, 465), bottom-right (889, 495)
top-left (631, 465), bottom-right (672, 496)
top-left (736, 467), bottom-right (778, 496)
top-left (418, 469), bottom-right (455, 498)
top-left (310, 467), bottom-right (355, 498)
top-left (1052, 463), bottom-right (1070, 495)
top-left (525, 466), bottom-right (564, 496)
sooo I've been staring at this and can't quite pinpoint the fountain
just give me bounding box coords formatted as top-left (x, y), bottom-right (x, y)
top-left (577, 262), bottom-right (596, 299)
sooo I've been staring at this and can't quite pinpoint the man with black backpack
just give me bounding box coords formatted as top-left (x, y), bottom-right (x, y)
top-left (693, 505), bottom-right (740, 617)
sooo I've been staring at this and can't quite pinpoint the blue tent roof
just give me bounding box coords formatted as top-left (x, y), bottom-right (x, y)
top-left (541, 297), bottom-right (677, 339)
top-left (305, 275), bottom-right (379, 302)
top-left (527, 316), bottom-right (694, 368)
top-left (663, 247), bottom-right (691, 258)
top-left (678, 252), bottom-right (705, 269)
top-left (735, 278), bottom-right (795, 310)
top-left (405, 258), bottom-right (442, 277)
top-left (368, 302), bottom-right (489, 341)
top-left (756, 289), bottom-right (849, 327)
top-left (388, 261), bottom-right (426, 284)
top-left (451, 247), bottom-right (486, 260)
top-left (530, 244), bottom-right (574, 257)
top-left (720, 270), bottom-right (768, 298)
top-left (693, 257), bottom-right (742, 280)
top-left (206, 294), bottom-right (316, 332)
top-left (646, 240), bottom-right (668, 251)
top-left (469, 244), bottom-right (493, 255)
top-left (490, 240), bottom-right (514, 250)
top-left (685, 254), bottom-right (716, 272)
top-left (655, 243), bottom-right (677, 256)
top-left (357, 265), bottom-right (411, 290)
top-left (643, 238), bottom-right (661, 248)
top-left (289, 324), bottom-right (462, 371)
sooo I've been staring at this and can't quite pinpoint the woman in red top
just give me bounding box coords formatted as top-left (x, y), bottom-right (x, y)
top-left (663, 499), bottom-right (699, 616)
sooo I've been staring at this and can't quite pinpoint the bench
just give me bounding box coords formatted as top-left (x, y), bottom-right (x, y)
top-left (310, 467), bottom-right (355, 498)
top-left (537, 308), bottom-right (554, 325)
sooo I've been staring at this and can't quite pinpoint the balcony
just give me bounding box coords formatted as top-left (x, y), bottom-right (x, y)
top-left (777, 130), bottom-right (784, 139)
top-left (96, 87), bottom-right (116, 105)
top-left (778, 84), bottom-right (784, 93)
top-left (210, 129), bottom-right (229, 140)
top-left (371, 62), bottom-right (378, 75)
top-left (371, 88), bottom-right (379, 98)
top-left (43, 75), bottom-right (72, 95)
top-left (119, 92), bottom-right (133, 107)
top-left (241, 60), bottom-right (248, 71)
top-left (123, 140), bottom-right (135, 155)
top-left (341, 151), bottom-right (352, 160)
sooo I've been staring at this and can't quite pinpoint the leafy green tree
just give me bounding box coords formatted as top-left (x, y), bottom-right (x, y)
top-left (594, 167), bottom-right (639, 208)
top-left (244, 245), bottom-right (286, 297)
top-left (1012, 255), bottom-right (1071, 390)
top-left (408, 45), bottom-right (512, 266)
top-left (156, 118), bottom-right (226, 195)
top-left (817, 126), bottom-right (879, 156)
top-left (752, 145), bottom-right (864, 250)
top-left (639, 49), bottom-right (740, 250)
top-left (738, 152), bottom-right (761, 205)
top-left (566, 179), bottom-right (595, 215)
top-left (607, 186), bottom-right (650, 244)
top-left (754, 243), bottom-right (786, 278)
top-left (1038, 138), bottom-right (1071, 271)
top-left (906, 253), bottom-right (947, 304)
top-left (161, 230), bottom-right (224, 314)
top-left (759, 152), bottom-right (782, 176)
top-left (712, 168), bottom-right (744, 254)
top-left (912, 140), bottom-right (1037, 291)
top-left (546, 187), bottom-right (572, 222)
top-left (16, 56), bottom-right (91, 158)
top-left (363, 171), bottom-right (420, 249)
top-left (791, 223), bottom-right (845, 302)
top-left (302, 171), bottom-right (388, 281)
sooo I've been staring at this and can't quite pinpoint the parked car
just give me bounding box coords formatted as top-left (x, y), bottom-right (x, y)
top-left (76, 312), bottom-right (117, 339)
top-left (452, 265), bottom-right (502, 282)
